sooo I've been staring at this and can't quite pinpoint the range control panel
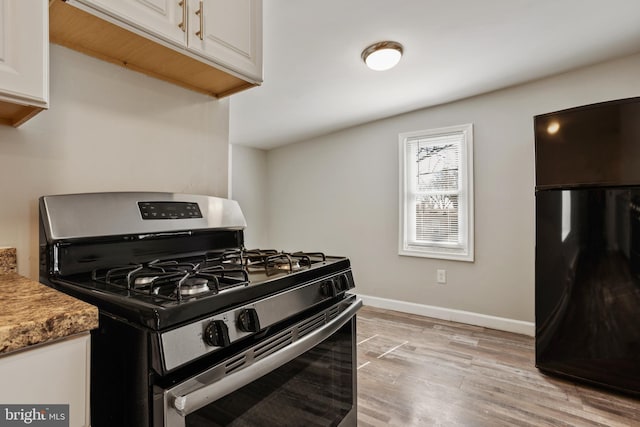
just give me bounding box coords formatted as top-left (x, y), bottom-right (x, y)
top-left (159, 270), bottom-right (355, 372)
top-left (138, 202), bottom-right (203, 220)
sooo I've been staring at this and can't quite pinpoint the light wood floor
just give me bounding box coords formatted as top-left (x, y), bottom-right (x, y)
top-left (356, 306), bottom-right (640, 427)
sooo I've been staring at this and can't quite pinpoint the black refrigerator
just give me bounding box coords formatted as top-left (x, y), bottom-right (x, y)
top-left (535, 97), bottom-right (640, 396)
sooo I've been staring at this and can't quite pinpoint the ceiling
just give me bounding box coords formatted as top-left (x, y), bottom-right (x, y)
top-left (229, 0), bottom-right (640, 150)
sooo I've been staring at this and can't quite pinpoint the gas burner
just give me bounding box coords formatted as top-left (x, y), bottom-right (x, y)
top-left (275, 259), bottom-right (300, 271)
top-left (266, 256), bottom-right (301, 272)
top-left (178, 277), bottom-right (210, 296)
top-left (135, 276), bottom-right (159, 286)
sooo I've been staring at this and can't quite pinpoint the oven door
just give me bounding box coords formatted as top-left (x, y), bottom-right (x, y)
top-left (160, 295), bottom-right (362, 427)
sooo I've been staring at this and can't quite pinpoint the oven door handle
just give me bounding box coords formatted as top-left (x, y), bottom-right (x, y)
top-left (170, 296), bottom-right (362, 417)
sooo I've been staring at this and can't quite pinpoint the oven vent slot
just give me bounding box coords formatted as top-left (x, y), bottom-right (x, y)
top-left (217, 302), bottom-right (348, 378)
top-left (327, 306), bottom-right (340, 320)
top-left (224, 354), bottom-right (247, 374)
top-left (252, 331), bottom-right (293, 361)
top-left (297, 312), bottom-right (327, 338)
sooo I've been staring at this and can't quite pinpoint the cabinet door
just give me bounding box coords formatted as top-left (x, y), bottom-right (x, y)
top-left (0, 0), bottom-right (48, 108)
top-left (0, 334), bottom-right (91, 427)
top-left (187, 0), bottom-right (262, 83)
top-left (71, 0), bottom-right (186, 47)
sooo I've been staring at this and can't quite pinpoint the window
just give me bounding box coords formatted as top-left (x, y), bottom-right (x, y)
top-left (399, 123), bottom-right (474, 261)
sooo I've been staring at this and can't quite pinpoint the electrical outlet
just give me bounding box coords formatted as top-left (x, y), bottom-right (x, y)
top-left (436, 269), bottom-right (446, 284)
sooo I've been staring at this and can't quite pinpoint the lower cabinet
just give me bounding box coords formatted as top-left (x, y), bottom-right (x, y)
top-left (0, 333), bottom-right (91, 427)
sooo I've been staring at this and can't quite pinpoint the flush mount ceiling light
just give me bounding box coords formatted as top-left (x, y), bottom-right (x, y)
top-left (361, 41), bottom-right (403, 71)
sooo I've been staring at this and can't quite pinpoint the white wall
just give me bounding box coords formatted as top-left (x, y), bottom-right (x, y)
top-left (234, 52), bottom-right (640, 324)
top-left (229, 144), bottom-right (269, 248)
top-left (0, 45), bottom-right (230, 278)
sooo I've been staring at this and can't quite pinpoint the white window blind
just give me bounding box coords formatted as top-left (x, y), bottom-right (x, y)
top-left (399, 124), bottom-right (474, 261)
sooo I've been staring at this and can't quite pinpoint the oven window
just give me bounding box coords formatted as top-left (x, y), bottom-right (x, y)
top-left (185, 321), bottom-right (354, 427)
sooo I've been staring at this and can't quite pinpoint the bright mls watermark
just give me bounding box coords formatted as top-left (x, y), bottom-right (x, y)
top-left (0, 405), bottom-right (68, 427)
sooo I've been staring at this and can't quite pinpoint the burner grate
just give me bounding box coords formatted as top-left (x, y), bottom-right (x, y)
top-left (240, 249), bottom-right (326, 276)
top-left (91, 258), bottom-right (249, 301)
top-left (89, 249), bottom-right (327, 302)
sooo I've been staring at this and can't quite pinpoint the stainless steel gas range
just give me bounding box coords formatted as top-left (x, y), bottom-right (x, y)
top-left (38, 192), bottom-right (362, 427)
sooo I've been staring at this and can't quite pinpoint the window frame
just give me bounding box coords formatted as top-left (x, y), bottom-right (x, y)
top-left (398, 123), bottom-right (474, 261)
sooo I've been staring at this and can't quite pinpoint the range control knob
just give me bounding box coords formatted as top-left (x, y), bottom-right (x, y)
top-left (321, 279), bottom-right (338, 297)
top-left (337, 275), bottom-right (351, 291)
top-left (203, 320), bottom-right (230, 347)
top-left (237, 308), bottom-right (261, 333)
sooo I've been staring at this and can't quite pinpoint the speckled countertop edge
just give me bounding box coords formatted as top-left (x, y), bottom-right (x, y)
top-left (0, 247), bottom-right (17, 274)
top-left (0, 272), bottom-right (99, 355)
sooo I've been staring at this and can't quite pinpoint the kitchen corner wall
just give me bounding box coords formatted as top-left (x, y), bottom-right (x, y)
top-left (0, 45), bottom-right (230, 279)
top-left (232, 51), bottom-right (640, 323)
top-left (229, 144), bottom-right (269, 249)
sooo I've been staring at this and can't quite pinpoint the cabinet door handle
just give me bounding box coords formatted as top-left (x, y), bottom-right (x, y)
top-left (195, 1), bottom-right (204, 40)
top-left (178, 0), bottom-right (187, 32)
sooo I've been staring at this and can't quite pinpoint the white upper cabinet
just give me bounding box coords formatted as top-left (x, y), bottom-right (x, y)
top-left (70, 0), bottom-right (186, 46)
top-left (0, 0), bottom-right (48, 126)
top-left (53, 0), bottom-right (262, 96)
top-left (187, 0), bottom-right (262, 82)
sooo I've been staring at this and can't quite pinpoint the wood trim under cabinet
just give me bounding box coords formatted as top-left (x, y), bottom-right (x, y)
top-left (0, 101), bottom-right (44, 127)
top-left (49, 0), bottom-right (257, 98)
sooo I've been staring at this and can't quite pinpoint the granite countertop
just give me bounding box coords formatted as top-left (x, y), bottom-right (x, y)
top-left (0, 272), bottom-right (99, 355)
top-left (0, 247), bottom-right (17, 274)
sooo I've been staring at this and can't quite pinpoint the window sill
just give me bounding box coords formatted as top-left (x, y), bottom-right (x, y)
top-left (398, 247), bottom-right (474, 262)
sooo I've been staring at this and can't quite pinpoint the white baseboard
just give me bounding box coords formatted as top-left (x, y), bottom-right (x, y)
top-left (355, 293), bottom-right (535, 337)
